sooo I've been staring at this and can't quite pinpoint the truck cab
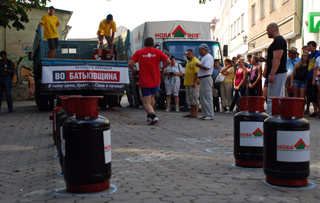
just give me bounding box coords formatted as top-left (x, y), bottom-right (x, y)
top-left (155, 39), bottom-right (224, 109)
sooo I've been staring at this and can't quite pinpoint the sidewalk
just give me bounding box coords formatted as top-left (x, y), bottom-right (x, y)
top-left (0, 99), bottom-right (319, 203)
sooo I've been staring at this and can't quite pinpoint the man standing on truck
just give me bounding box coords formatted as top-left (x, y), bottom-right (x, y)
top-left (97, 14), bottom-right (117, 60)
top-left (40, 6), bottom-right (60, 59)
top-left (183, 49), bottom-right (200, 118)
top-left (0, 51), bottom-right (15, 113)
top-left (128, 37), bottom-right (170, 125)
top-left (195, 44), bottom-right (214, 120)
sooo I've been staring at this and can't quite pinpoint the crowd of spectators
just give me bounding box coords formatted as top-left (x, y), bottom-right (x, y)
top-left (209, 40), bottom-right (320, 117)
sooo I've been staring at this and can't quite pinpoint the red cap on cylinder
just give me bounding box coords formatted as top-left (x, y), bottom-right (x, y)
top-left (75, 96), bottom-right (103, 119)
top-left (65, 98), bottom-right (77, 116)
top-left (271, 97), bottom-right (281, 116)
top-left (61, 98), bottom-right (68, 110)
top-left (247, 96), bottom-right (265, 112)
top-left (280, 97), bottom-right (304, 118)
top-left (241, 97), bottom-right (248, 111)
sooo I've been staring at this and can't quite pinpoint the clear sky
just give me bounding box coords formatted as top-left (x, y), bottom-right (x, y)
top-left (47, 0), bottom-right (218, 39)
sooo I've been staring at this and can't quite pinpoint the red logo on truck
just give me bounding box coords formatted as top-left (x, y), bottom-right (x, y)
top-left (135, 30), bottom-right (143, 43)
top-left (66, 71), bottom-right (120, 82)
top-left (155, 25), bottom-right (201, 39)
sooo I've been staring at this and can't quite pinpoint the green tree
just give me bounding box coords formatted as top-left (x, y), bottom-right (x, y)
top-left (0, 0), bottom-right (50, 30)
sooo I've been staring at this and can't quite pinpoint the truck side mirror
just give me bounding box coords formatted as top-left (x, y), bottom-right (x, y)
top-left (223, 45), bottom-right (228, 57)
top-left (28, 52), bottom-right (33, 61)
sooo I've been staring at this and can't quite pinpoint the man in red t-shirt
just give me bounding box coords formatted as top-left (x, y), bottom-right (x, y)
top-left (128, 37), bottom-right (170, 125)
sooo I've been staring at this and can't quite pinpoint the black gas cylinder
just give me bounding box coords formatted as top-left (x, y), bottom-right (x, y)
top-left (63, 96), bottom-right (111, 193)
top-left (54, 97), bottom-right (67, 148)
top-left (56, 97), bottom-right (77, 171)
top-left (264, 97), bottom-right (310, 187)
top-left (234, 96), bottom-right (268, 167)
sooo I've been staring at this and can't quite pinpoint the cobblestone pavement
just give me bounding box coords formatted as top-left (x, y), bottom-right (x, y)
top-left (0, 99), bottom-right (320, 203)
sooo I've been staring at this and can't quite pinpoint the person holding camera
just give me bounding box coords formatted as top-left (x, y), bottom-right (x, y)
top-left (164, 55), bottom-right (184, 112)
top-left (0, 51), bottom-right (15, 113)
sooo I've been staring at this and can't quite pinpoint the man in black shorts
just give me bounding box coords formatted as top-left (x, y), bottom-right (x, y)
top-left (40, 6), bottom-right (60, 58)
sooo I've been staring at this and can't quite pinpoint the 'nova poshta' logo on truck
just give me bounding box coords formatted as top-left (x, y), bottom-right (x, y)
top-left (135, 30), bottom-right (143, 43)
top-left (155, 25), bottom-right (201, 39)
top-left (308, 12), bottom-right (320, 33)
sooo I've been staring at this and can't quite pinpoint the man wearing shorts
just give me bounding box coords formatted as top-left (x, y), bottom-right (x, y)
top-left (164, 55), bottom-right (184, 112)
top-left (183, 49), bottom-right (200, 118)
top-left (97, 14), bottom-right (117, 60)
top-left (128, 37), bottom-right (170, 125)
top-left (40, 6), bottom-right (60, 59)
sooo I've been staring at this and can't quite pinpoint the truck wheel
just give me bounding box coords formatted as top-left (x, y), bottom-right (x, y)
top-left (98, 96), bottom-right (108, 109)
top-left (38, 95), bottom-right (49, 111)
top-left (135, 85), bottom-right (143, 105)
top-left (35, 91), bottom-right (40, 107)
top-left (35, 85), bottom-right (41, 107)
top-left (48, 96), bottom-right (55, 110)
top-left (155, 92), bottom-right (165, 109)
top-left (107, 95), bottom-right (118, 108)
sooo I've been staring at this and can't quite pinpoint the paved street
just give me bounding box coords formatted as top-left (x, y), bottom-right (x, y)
top-left (0, 98), bottom-right (320, 203)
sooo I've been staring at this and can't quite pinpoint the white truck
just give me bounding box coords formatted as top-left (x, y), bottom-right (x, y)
top-left (130, 21), bottom-right (226, 109)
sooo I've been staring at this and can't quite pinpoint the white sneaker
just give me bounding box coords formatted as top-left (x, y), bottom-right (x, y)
top-left (148, 116), bottom-right (158, 125)
top-left (203, 116), bottom-right (214, 120)
top-left (152, 116), bottom-right (158, 123)
top-left (219, 109), bottom-right (225, 113)
top-left (175, 105), bottom-right (180, 112)
top-left (225, 110), bottom-right (233, 114)
top-left (165, 106), bottom-right (171, 112)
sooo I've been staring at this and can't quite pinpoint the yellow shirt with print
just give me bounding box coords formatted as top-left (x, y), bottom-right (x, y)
top-left (221, 66), bottom-right (234, 84)
top-left (97, 19), bottom-right (117, 37)
top-left (184, 57), bottom-right (200, 87)
top-left (40, 14), bottom-right (60, 39)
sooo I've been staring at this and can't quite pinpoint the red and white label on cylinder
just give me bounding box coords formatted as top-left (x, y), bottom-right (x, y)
top-left (60, 126), bottom-right (66, 156)
top-left (103, 130), bottom-right (111, 164)
top-left (277, 131), bottom-right (310, 162)
top-left (240, 122), bottom-right (264, 147)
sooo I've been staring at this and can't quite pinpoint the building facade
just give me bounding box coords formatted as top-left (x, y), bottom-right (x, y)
top-left (303, 0), bottom-right (320, 47)
top-left (215, 0), bottom-right (231, 58)
top-left (247, 0), bottom-right (303, 57)
top-left (229, 0), bottom-right (249, 58)
top-left (0, 8), bottom-right (72, 101)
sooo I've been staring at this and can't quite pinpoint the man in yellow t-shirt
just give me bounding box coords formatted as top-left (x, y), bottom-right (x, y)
top-left (97, 14), bottom-right (117, 60)
top-left (183, 49), bottom-right (200, 118)
top-left (40, 6), bottom-right (60, 59)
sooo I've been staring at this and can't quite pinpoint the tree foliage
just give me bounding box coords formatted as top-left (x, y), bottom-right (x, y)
top-left (0, 0), bottom-right (50, 30)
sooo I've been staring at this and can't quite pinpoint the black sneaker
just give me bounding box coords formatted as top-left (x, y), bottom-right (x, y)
top-left (148, 113), bottom-right (158, 125)
top-left (9, 109), bottom-right (13, 113)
